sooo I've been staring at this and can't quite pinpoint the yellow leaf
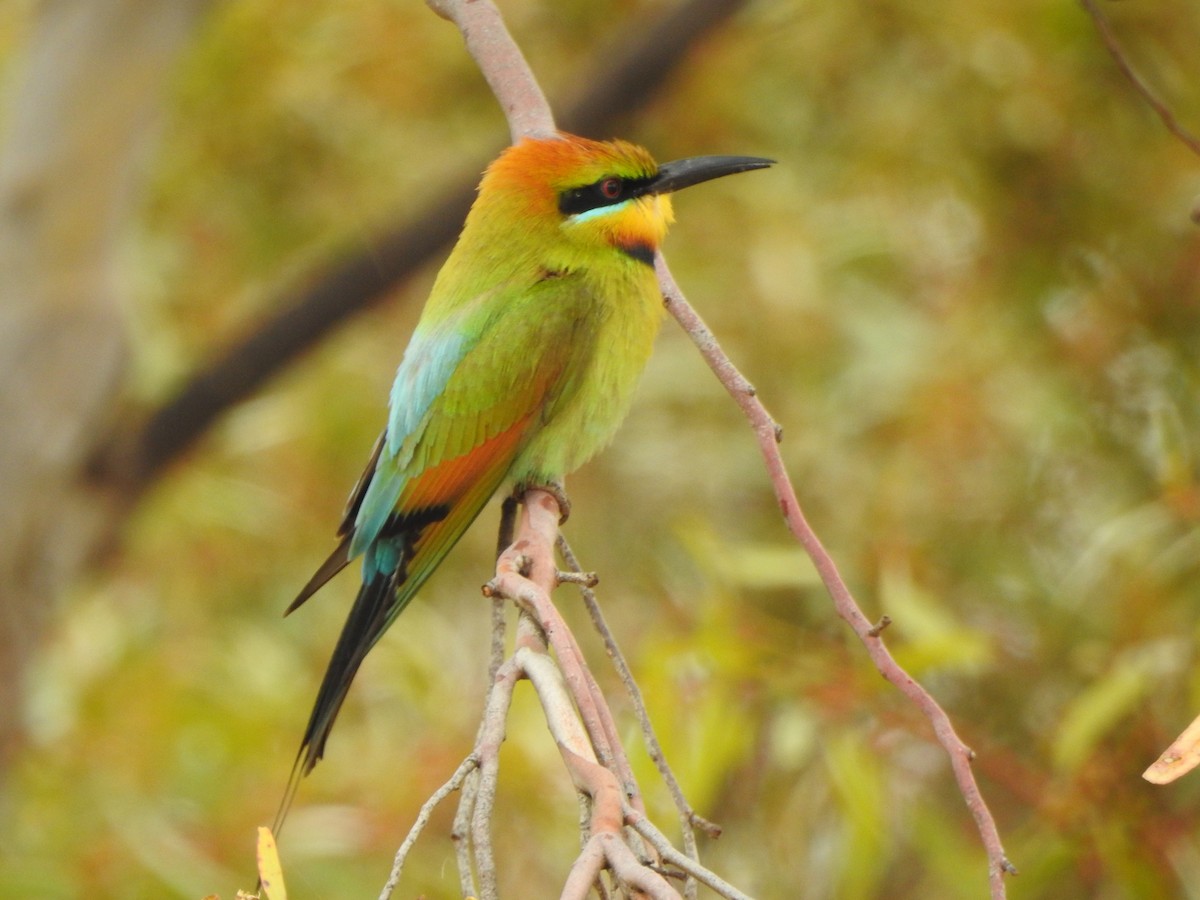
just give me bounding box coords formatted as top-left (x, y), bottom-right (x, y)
top-left (256, 826), bottom-right (287, 900)
top-left (1144, 711), bottom-right (1200, 785)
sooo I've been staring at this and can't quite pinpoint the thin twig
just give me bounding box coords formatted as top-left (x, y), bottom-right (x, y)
top-left (504, 496), bottom-right (660, 840)
top-left (466, 652), bottom-right (524, 900)
top-left (655, 254), bottom-right (1016, 897)
top-left (560, 747), bottom-right (680, 900)
top-left (1079, 0), bottom-right (1200, 158)
top-left (378, 753), bottom-right (480, 900)
top-left (451, 765), bottom-right (479, 898)
top-left (602, 832), bottom-right (679, 900)
top-left (486, 490), bottom-right (694, 895)
top-left (488, 497), bottom-right (518, 682)
top-left (627, 810), bottom-right (753, 900)
top-left (559, 533), bottom-right (713, 900)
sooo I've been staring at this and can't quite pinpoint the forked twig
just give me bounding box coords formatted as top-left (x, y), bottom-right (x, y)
top-left (558, 533), bottom-right (716, 900)
top-left (378, 754), bottom-right (480, 900)
top-left (487, 491), bottom-right (651, 816)
top-left (483, 492), bottom-right (743, 899)
top-left (627, 810), bottom-right (752, 900)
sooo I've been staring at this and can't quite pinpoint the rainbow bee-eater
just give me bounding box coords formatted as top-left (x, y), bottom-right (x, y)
top-left (279, 132), bottom-right (771, 814)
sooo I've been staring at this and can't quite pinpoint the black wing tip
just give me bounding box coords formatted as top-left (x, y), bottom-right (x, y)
top-left (285, 534), bottom-right (356, 616)
top-left (283, 593), bottom-right (308, 617)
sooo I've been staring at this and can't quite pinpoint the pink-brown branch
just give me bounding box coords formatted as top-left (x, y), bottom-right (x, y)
top-left (1079, 0), bottom-right (1200, 161)
top-left (656, 255), bottom-right (1016, 896)
top-left (487, 493), bottom-right (654, 820)
top-left (426, 0), bottom-right (556, 141)
top-left (424, 0), bottom-right (1014, 895)
top-left (486, 492), bottom-right (751, 898)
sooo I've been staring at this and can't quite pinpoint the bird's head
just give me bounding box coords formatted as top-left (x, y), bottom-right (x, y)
top-left (471, 132), bottom-right (773, 268)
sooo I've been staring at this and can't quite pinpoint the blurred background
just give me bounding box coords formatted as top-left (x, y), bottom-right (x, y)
top-left (2, 0), bottom-right (1199, 897)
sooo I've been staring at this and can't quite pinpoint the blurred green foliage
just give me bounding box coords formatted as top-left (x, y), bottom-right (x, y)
top-left (4, 0), bottom-right (1200, 897)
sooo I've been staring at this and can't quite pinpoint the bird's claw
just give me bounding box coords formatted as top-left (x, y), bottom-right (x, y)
top-left (516, 480), bottom-right (571, 524)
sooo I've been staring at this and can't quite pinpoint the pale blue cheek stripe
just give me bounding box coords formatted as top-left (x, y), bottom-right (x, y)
top-left (566, 198), bottom-right (633, 225)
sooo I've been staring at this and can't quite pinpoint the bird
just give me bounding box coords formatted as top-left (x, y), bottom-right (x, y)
top-left (275, 132), bottom-right (772, 826)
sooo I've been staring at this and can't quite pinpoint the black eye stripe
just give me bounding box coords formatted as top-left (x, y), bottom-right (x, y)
top-left (559, 173), bottom-right (656, 216)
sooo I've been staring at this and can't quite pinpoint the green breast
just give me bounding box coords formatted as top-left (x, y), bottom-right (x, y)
top-left (511, 259), bottom-right (664, 484)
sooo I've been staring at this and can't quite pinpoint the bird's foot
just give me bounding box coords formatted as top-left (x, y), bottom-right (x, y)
top-left (515, 480), bottom-right (571, 524)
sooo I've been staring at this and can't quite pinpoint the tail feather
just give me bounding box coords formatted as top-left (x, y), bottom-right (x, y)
top-left (284, 532), bottom-right (354, 616)
top-left (273, 423), bottom-right (526, 835)
top-left (273, 566), bottom-right (401, 835)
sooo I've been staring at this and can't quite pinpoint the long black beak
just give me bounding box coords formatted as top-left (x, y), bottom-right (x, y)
top-left (644, 155), bottom-right (774, 196)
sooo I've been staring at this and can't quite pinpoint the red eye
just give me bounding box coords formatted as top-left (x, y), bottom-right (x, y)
top-left (599, 178), bottom-right (622, 199)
